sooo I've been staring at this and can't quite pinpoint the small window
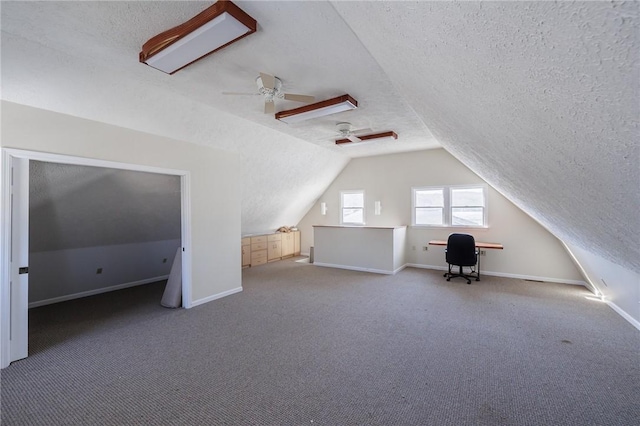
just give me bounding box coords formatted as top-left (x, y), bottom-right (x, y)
top-left (413, 188), bottom-right (444, 226)
top-left (341, 190), bottom-right (365, 225)
top-left (412, 185), bottom-right (487, 227)
top-left (451, 187), bottom-right (485, 227)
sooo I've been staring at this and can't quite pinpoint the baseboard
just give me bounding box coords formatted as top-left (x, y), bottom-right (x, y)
top-left (191, 286), bottom-right (243, 308)
top-left (313, 262), bottom-right (401, 275)
top-left (28, 275), bottom-right (169, 308)
top-left (301, 252), bottom-right (310, 257)
top-left (407, 264), bottom-right (447, 271)
top-left (606, 301), bottom-right (640, 331)
top-left (405, 264), bottom-right (588, 286)
top-left (394, 264), bottom-right (408, 274)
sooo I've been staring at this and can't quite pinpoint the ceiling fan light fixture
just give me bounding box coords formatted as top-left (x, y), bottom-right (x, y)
top-left (140, 0), bottom-right (257, 74)
top-left (275, 94), bottom-right (358, 124)
top-left (336, 131), bottom-right (398, 145)
top-left (257, 75), bottom-right (283, 97)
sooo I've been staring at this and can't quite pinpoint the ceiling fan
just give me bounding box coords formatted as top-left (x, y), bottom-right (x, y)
top-left (327, 122), bottom-right (399, 145)
top-left (330, 122), bottom-right (373, 143)
top-left (335, 129), bottom-right (399, 145)
top-left (223, 72), bottom-right (315, 114)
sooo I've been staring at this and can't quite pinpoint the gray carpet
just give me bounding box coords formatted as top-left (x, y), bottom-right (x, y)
top-left (1, 259), bottom-right (638, 425)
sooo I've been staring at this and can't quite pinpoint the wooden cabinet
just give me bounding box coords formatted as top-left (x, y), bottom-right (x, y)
top-left (243, 231), bottom-right (301, 267)
top-left (267, 234), bottom-right (282, 261)
top-left (281, 233), bottom-right (294, 258)
top-left (293, 231), bottom-right (300, 255)
top-left (250, 235), bottom-right (268, 266)
top-left (242, 237), bottom-right (251, 268)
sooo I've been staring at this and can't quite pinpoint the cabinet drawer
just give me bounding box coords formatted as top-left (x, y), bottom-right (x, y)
top-left (251, 257), bottom-right (267, 266)
top-left (251, 249), bottom-right (267, 260)
top-left (252, 242), bottom-right (268, 251)
top-left (251, 235), bottom-right (267, 244)
top-left (268, 233), bottom-right (281, 242)
top-left (241, 237), bottom-right (251, 246)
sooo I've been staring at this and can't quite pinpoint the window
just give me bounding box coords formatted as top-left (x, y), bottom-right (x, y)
top-left (341, 190), bottom-right (365, 225)
top-left (412, 185), bottom-right (486, 227)
top-left (414, 188), bottom-right (444, 226)
top-left (451, 187), bottom-right (485, 226)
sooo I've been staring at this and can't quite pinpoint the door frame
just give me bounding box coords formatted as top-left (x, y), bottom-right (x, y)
top-left (1, 148), bottom-right (193, 368)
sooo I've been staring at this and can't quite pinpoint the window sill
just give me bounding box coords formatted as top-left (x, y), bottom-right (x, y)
top-left (411, 225), bottom-right (488, 231)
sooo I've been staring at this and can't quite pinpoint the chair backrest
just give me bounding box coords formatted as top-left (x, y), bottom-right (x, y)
top-left (446, 233), bottom-right (477, 266)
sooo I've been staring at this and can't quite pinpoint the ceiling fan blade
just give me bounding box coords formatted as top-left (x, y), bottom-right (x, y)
top-left (264, 100), bottom-right (275, 114)
top-left (336, 131), bottom-right (398, 145)
top-left (352, 127), bottom-right (373, 136)
top-left (260, 72), bottom-right (276, 90)
top-left (283, 93), bottom-right (315, 103)
top-left (222, 92), bottom-right (261, 96)
top-left (347, 135), bottom-right (361, 143)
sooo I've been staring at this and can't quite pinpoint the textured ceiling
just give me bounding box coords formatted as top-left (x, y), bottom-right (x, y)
top-left (331, 1), bottom-right (639, 273)
top-left (2, 1), bottom-right (638, 272)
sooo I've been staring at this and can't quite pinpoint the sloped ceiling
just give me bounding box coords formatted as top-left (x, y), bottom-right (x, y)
top-left (30, 161), bottom-right (181, 252)
top-left (331, 1), bottom-right (639, 273)
top-left (1, 2), bottom-right (638, 272)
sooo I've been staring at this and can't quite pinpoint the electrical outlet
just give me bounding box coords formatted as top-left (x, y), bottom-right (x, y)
top-left (162, 258), bottom-right (167, 263)
top-left (479, 250), bottom-right (486, 256)
top-left (96, 268), bottom-right (103, 274)
top-left (423, 246), bottom-right (428, 251)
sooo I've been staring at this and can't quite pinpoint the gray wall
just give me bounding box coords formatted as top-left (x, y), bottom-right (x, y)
top-left (29, 160), bottom-right (181, 304)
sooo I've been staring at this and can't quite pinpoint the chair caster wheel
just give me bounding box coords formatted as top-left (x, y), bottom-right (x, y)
top-left (443, 273), bottom-right (447, 277)
top-left (446, 278), bottom-right (451, 282)
top-left (466, 280), bottom-right (471, 284)
top-left (476, 278), bottom-right (480, 281)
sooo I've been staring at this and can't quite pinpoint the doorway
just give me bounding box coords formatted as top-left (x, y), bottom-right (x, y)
top-left (1, 148), bottom-right (192, 368)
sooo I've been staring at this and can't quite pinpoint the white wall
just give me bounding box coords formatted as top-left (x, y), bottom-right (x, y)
top-left (313, 226), bottom-right (406, 274)
top-left (298, 149), bottom-right (584, 284)
top-left (29, 239), bottom-right (180, 307)
top-left (1, 101), bottom-right (241, 304)
top-left (566, 244), bottom-right (640, 328)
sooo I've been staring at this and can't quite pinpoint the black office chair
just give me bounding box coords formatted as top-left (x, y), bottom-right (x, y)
top-left (443, 233), bottom-right (479, 284)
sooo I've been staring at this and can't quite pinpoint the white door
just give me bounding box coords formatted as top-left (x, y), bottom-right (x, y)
top-left (9, 157), bottom-right (29, 362)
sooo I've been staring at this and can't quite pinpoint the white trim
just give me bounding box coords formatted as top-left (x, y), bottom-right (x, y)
top-left (393, 264), bottom-right (407, 274)
top-left (606, 301), bottom-right (640, 331)
top-left (1, 151), bottom-right (13, 368)
top-left (411, 186), bottom-right (445, 226)
top-left (191, 287), bottom-right (243, 308)
top-left (180, 172), bottom-right (193, 308)
top-left (0, 148), bottom-right (192, 369)
top-left (28, 276), bottom-right (169, 308)
top-left (558, 240), bottom-right (600, 295)
top-left (313, 262), bottom-right (407, 275)
top-left (411, 184), bottom-right (488, 228)
top-left (405, 264), bottom-right (588, 286)
top-left (2, 148), bottom-right (184, 176)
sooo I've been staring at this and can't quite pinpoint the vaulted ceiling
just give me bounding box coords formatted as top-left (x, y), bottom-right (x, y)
top-left (1, 1), bottom-right (637, 272)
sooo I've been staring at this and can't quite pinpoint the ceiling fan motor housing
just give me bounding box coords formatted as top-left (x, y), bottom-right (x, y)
top-left (336, 122), bottom-right (352, 135)
top-left (257, 76), bottom-right (284, 99)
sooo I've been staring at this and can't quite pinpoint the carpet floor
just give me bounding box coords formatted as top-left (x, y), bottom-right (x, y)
top-left (1, 259), bottom-right (638, 425)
